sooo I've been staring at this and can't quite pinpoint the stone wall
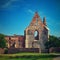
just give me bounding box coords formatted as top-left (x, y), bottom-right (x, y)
top-left (25, 12), bottom-right (49, 53)
top-left (8, 48), bottom-right (39, 54)
top-left (49, 47), bottom-right (60, 53)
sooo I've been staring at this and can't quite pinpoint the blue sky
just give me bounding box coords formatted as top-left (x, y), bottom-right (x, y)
top-left (0, 0), bottom-right (60, 37)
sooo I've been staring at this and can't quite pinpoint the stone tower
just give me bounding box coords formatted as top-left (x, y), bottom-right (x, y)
top-left (25, 12), bottom-right (49, 52)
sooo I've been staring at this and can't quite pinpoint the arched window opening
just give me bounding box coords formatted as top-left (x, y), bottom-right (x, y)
top-left (34, 31), bottom-right (39, 40)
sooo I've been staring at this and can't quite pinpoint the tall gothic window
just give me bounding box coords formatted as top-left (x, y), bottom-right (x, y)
top-left (34, 30), bottom-right (39, 40)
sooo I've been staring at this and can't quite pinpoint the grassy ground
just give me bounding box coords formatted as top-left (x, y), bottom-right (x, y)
top-left (0, 53), bottom-right (60, 60)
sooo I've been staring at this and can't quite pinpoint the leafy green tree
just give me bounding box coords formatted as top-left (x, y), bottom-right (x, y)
top-left (45, 35), bottom-right (60, 49)
top-left (0, 33), bottom-right (6, 48)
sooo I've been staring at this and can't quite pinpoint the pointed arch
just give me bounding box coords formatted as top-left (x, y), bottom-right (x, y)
top-left (34, 30), bottom-right (39, 40)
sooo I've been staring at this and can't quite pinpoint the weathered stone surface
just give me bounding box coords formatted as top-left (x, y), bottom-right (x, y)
top-left (25, 12), bottom-right (49, 52)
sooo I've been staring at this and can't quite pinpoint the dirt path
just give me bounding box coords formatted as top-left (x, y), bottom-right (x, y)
top-left (53, 57), bottom-right (60, 60)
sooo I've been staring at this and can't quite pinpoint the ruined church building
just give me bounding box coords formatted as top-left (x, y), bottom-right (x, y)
top-left (5, 12), bottom-right (49, 52)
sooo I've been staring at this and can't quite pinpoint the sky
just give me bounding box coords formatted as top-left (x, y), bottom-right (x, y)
top-left (0, 0), bottom-right (60, 37)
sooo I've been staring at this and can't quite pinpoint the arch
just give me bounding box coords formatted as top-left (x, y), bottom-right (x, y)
top-left (34, 30), bottom-right (39, 40)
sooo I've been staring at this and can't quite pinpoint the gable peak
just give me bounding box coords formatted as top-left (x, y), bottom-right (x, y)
top-left (34, 12), bottom-right (39, 18)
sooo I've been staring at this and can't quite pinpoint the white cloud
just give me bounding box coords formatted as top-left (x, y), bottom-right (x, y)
top-left (1, 0), bottom-right (19, 8)
top-left (2, 1), bottom-right (11, 8)
top-left (28, 9), bottom-right (34, 14)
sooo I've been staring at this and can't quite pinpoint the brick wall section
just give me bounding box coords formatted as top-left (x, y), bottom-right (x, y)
top-left (8, 48), bottom-right (39, 54)
top-left (0, 48), bottom-right (4, 54)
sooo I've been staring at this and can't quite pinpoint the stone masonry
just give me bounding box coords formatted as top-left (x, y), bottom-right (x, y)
top-left (25, 12), bottom-right (49, 52)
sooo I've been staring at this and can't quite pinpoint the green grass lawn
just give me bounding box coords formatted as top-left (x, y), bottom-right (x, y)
top-left (0, 53), bottom-right (60, 60)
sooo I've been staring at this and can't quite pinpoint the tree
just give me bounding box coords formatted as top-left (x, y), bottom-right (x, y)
top-left (45, 35), bottom-right (60, 49)
top-left (0, 33), bottom-right (6, 48)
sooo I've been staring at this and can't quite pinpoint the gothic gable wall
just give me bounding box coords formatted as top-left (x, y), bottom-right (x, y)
top-left (25, 12), bottom-right (49, 52)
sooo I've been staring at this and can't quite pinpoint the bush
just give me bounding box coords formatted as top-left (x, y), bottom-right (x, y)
top-left (4, 48), bottom-right (8, 54)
